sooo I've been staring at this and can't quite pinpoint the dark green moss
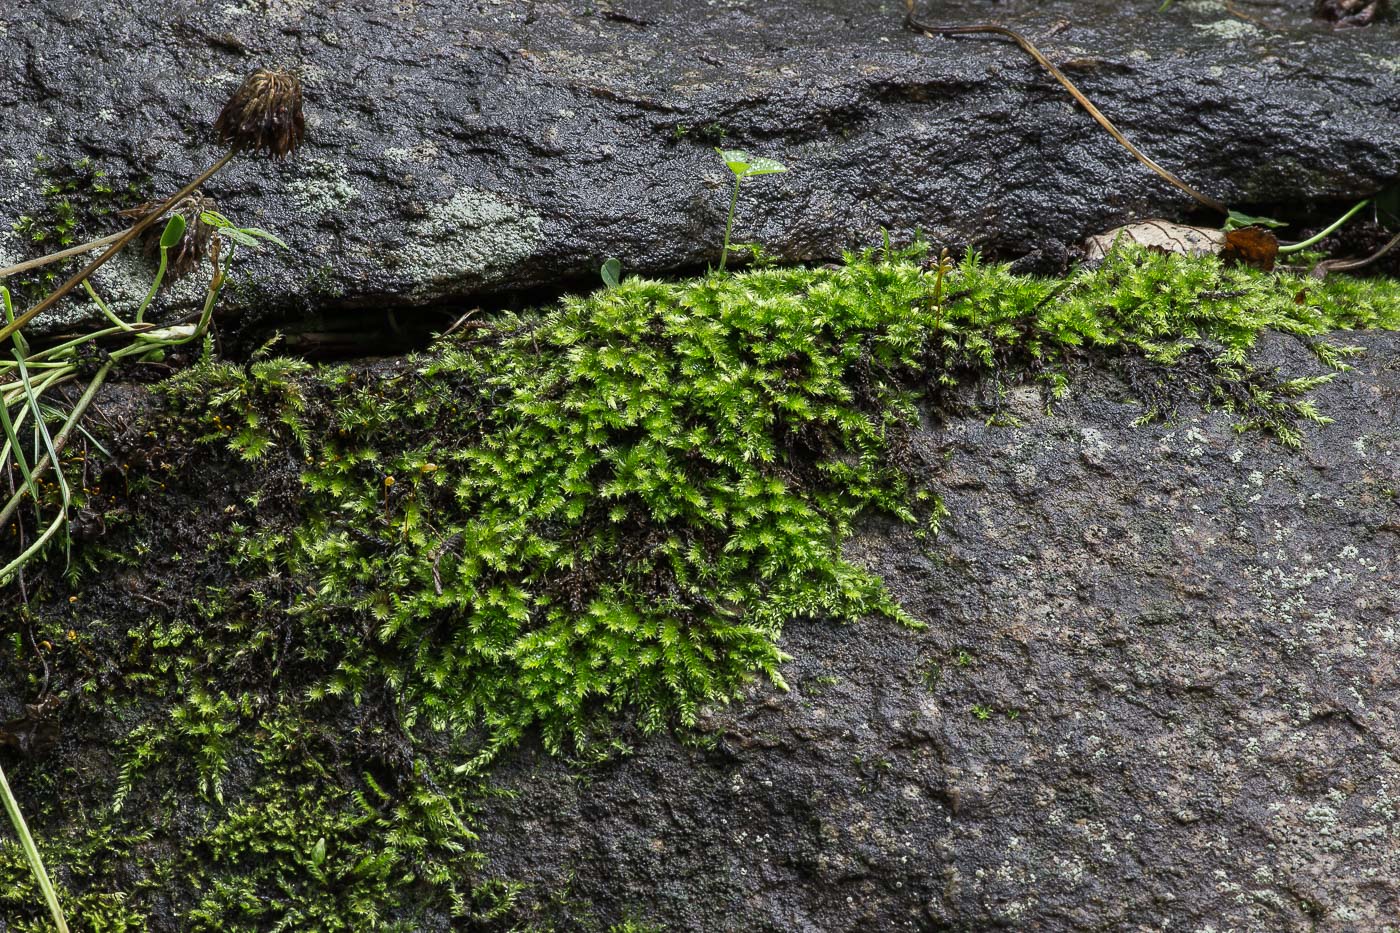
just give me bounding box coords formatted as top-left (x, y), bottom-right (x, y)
top-left (2, 247), bottom-right (1397, 929)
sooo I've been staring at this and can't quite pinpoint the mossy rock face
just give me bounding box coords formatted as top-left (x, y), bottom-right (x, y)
top-left (3, 0), bottom-right (1400, 336)
top-left (1, 251), bottom-right (1399, 930)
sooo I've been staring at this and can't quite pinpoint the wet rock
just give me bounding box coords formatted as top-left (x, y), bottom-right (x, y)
top-left (1316, 0), bottom-right (1391, 27)
top-left (1, 0), bottom-right (1397, 334)
top-left (475, 330), bottom-right (1400, 930)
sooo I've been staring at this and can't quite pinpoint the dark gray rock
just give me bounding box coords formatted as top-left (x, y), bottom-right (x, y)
top-left (476, 330), bottom-right (1400, 931)
top-left (1, 1), bottom-right (1397, 334)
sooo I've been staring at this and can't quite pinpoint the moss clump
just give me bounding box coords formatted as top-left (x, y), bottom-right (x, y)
top-left (2, 247), bottom-right (1398, 929)
top-left (184, 247), bottom-right (1400, 750)
top-left (6, 155), bottom-right (148, 307)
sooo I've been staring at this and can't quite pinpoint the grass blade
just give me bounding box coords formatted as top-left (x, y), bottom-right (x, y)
top-left (0, 761), bottom-right (70, 933)
top-left (14, 352), bottom-right (70, 513)
top-left (0, 393), bottom-right (40, 521)
top-left (0, 362), bottom-right (113, 548)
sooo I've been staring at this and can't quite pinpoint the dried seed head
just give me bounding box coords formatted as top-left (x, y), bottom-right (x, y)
top-left (215, 69), bottom-right (305, 159)
top-left (163, 194), bottom-right (218, 283)
top-left (120, 193), bottom-right (219, 284)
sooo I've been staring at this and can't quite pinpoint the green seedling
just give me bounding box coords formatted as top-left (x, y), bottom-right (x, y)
top-left (1276, 198), bottom-right (1371, 255)
top-left (714, 149), bottom-right (787, 272)
top-left (600, 257), bottom-right (622, 289)
top-left (926, 247), bottom-right (956, 331)
top-left (1, 208), bottom-right (288, 586)
top-left (1226, 197), bottom-right (1389, 259)
top-left (198, 210), bottom-right (286, 251)
top-left (1224, 210), bottom-right (1287, 232)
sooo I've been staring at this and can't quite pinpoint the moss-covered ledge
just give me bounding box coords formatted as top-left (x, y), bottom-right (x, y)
top-left (2, 249), bottom-right (1397, 930)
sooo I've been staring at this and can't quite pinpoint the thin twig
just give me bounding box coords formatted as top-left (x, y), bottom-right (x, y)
top-left (903, 2), bottom-right (1227, 215)
top-left (0, 231), bottom-right (127, 280)
top-left (1309, 230), bottom-right (1400, 278)
top-left (25, 627), bottom-right (50, 699)
top-left (441, 308), bottom-right (482, 339)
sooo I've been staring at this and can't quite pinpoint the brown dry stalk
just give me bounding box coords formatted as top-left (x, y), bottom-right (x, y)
top-left (1309, 229), bottom-right (1400, 278)
top-left (903, 2), bottom-right (1228, 215)
top-left (0, 231), bottom-right (127, 280)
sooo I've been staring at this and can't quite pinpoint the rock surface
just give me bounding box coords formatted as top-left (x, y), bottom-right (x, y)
top-left (0, 313), bottom-right (1396, 929)
top-left (1, 0), bottom-right (1398, 333)
top-left (475, 330), bottom-right (1400, 931)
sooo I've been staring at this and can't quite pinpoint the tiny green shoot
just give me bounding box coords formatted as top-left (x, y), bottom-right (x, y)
top-left (1277, 198), bottom-right (1372, 256)
top-left (200, 210), bottom-right (288, 250)
top-left (715, 149), bottom-right (787, 272)
top-left (128, 214), bottom-right (188, 325)
top-left (600, 257), bottom-right (622, 289)
top-left (1224, 210), bottom-right (1287, 232)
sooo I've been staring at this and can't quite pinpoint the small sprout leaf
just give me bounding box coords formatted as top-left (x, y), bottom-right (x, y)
top-left (160, 214), bottom-right (187, 250)
top-left (716, 148), bottom-right (752, 176)
top-left (1224, 210), bottom-right (1287, 231)
top-left (236, 227), bottom-right (290, 250)
top-left (715, 148), bottom-right (788, 179)
top-left (601, 257), bottom-right (622, 289)
top-left (740, 156), bottom-right (788, 177)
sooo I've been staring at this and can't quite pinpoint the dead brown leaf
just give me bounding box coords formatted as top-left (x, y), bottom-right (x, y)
top-left (1222, 227), bottom-right (1279, 271)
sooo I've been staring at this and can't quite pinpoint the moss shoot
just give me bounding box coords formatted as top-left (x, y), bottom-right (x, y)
top-left (1, 247), bottom-right (1397, 929)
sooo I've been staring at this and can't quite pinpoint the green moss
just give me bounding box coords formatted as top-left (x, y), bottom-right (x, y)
top-left (6, 155), bottom-right (148, 310)
top-left (3, 246), bottom-right (1398, 929)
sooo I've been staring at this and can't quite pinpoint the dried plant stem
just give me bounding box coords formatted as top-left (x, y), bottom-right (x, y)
top-left (1310, 230), bottom-right (1400, 278)
top-left (903, 3), bottom-right (1227, 215)
top-left (0, 150), bottom-right (236, 345)
top-left (0, 231), bottom-right (127, 280)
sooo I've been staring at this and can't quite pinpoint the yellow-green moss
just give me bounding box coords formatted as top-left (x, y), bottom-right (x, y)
top-left (3, 246), bottom-right (1398, 929)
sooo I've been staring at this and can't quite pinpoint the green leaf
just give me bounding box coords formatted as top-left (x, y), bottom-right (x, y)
top-left (159, 214), bottom-right (187, 250)
top-left (739, 155), bottom-right (788, 177)
top-left (716, 148), bottom-right (788, 179)
top-left (600, 258), bottom-right (622, 289)
top-left (1224, 210), bottom-right (1287, 231)
top-left (716, 148), bottom-right (752, 177)
top-left (235, 227), bottom-right (290, 250)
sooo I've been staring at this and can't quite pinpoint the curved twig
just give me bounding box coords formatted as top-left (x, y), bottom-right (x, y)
top-left (1309, 230), bottom-right (1400, 278)
top-left (0, 231), bottom-right (127, 280)
top-left (903, 2), bottom-right (1227, 215)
